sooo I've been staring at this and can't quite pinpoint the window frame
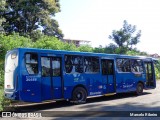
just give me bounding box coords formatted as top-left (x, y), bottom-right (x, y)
top-left (25, 52), bottom-right (39, 75)
top-left (116, 58), bottom-right (131, 73)
top-left (65, 55), bottom-right (84, 74)
top-left (41, 56), bottom-right (62, 77)
top-left (116, 58), bottom-right (145, 73)
top-left (84, 56), bottom-right (100, 73)
top-left (41, 56), bottom-right (51, 77)
top-left (64, 55), bottom-right (100, 74)
top-left (51, 57), bottom-right (62, 77)
top-left (130, 59), bottom-right (144, 73)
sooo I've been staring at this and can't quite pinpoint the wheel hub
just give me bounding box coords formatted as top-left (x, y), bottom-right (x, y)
top-left (77, 93), bottom-right (82, 99)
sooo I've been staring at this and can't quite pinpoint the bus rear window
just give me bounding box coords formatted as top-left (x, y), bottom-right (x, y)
top-left (25, 53), bottom-right (38, 74)
top-left (11, 52), bottom-right (17, 59)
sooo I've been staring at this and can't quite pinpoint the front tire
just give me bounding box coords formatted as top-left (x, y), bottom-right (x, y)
top-left (71, 87), bottom-right (87, 104)
top-left (136, 83), bottom-right (143, 95)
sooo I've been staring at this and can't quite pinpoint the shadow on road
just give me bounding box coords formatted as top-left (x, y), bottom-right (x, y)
top-left (12, 92), bottom-right (152, 112)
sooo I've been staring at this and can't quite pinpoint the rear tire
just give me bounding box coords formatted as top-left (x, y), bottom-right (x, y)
top-left (136, 83), bottom-right (143, 95)
top-left (71, 87), bottom-right (87, 104)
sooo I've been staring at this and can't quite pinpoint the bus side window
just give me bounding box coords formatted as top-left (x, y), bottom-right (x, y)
top-left (25, 53), bottom-right (38, 74)
top-left (52, 58), bottom-right (61, 76)
top-left (73, 56), bottom-right (83, 73)
top-left (65, 55), bottom-right (83, 73)
top-left (102, 60), bottom-right (107, 75)
top-left (131, 59), bottom-right (143, 72)
top-left (101, 60), bottom-right (113, 75)
top-left (65, 55), bottom-right (72, 73)
top-left (108, 61), bottom-right (114, 75)
top-left (41, 57), bottom-right (51, 77)
top-left (116, 58), bottom-right (131, 72)
top-left (84, 57), bottom-right (100, 73)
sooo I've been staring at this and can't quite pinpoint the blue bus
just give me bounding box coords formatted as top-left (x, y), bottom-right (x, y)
top-left (4, 48), bottom-right (156, 103)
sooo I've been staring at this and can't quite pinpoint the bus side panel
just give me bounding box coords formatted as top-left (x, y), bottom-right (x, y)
top-left (20, 75), bottom-right (41, 102)
top-left (116, 73), bottom-right (136, 93)
top-left (19, 51), bottom-right (41, 102)
top-left (13, 66), bottom-right (20, 100)
top-left (63, 73), bottom-right (103, 99)
top-left (108, 75), bottom-right (115, 93)
top-left (102, 75), bottom-right (115, 94)
top-left (63, 74), bottom-right (86, 99)
top-left (116, 72), bottom-right (146, 93)
top-left (53, 77), bottom-right (63, 99)
top-left (84, 74), bottom-right (103, 96)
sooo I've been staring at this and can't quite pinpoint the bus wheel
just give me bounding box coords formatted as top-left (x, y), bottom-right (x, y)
top-left (136, 83), bottom-right (143, 95)
top-left (72, 87), bottom-right (87, 104)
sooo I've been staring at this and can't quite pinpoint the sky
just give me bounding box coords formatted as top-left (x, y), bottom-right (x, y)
top-left (55, 0), bottom-right (160, 54)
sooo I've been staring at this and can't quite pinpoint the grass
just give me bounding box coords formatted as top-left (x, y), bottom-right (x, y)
top-left (0, 89), bottom-right (11, 111)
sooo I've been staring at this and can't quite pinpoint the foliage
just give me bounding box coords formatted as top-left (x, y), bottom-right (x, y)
top-left (78, 45), bottom-right (93, 52)
top-left (32, 35), bottom-right (78, 51)
top-left (30, 30), bottom-right (44, 42)
top-left (0, 33), bottom-right (32, 61)
top-left (0, 89), bottom-right (11, 111)
top-left (33, 35), bottom-right (64, 49)
top-left (93, 45), bottom-right (105, 53)
top-left (126, 49), bottom-right (148, 56)
top-left (104, 43), bottom-right (117, 54)
top-left (0, 0), bottom-right (6, 26)
top-left (1, 0), bottom-right (63, 39)
top-left (62, 42), bottom-right (78, 51)
top-left (0, 58), bottom-right (11, 111)
top-left (109, 20), bottom-right (141, 54)
top-left (154, 60), bottom-right (160, 79)
top-left (42, 19), bottom-right (63, 39)
top-left (0, 63), bottom-right (4, 89)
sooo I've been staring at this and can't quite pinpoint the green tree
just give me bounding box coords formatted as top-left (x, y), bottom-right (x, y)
top-left (0, 0), bottom-right (6, 26)
top-left (109, 20), bottom-right (141, 54)
top-left (104, 43), bottom-right (117, 54)
top-left (93, 45), bottom-right (105, 53)
top-left (1, 0), bottom-right (63, 39)
top-left (33, 35), bottom-right (64, 49)
top-left (32, 35), bottom-right (78, 51)
top-left (126, 48), bottom-right (148, 56)
top-left (154, 60), bottom-right (160, 80)
top-left (42, 19), bottom-right (63, 39)
top-left (78, 45), bottom-right (93, 52)
top-left (30, 30), bottom-right (44, 42)
top-left (0, 33), bottom-right (32, 62)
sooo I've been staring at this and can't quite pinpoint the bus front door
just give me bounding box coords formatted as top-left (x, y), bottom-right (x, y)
top-left (41, 56), bottom-right (63, 101)
top-left (101, 59), bottom-right (115, 94)
top-left (144, 61), bottom-right (156, 88)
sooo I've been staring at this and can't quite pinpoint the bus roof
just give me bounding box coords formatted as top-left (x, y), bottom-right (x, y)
top-left (14, 47), bottom-right (152, 60)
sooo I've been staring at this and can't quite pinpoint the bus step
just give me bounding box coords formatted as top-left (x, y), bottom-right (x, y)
top-left (104, 93), bottom-right (116, 96)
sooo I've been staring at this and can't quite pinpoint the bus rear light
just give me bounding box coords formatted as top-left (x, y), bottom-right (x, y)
top-left (7, 85), bottom-right (11, 88)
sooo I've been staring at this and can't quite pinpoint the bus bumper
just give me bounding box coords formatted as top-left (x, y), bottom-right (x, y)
top-left (4, 91), bottom-right (19, 100)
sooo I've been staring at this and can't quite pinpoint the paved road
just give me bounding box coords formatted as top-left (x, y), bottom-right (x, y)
top-left (2, 81), bottom-right (160, 120)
